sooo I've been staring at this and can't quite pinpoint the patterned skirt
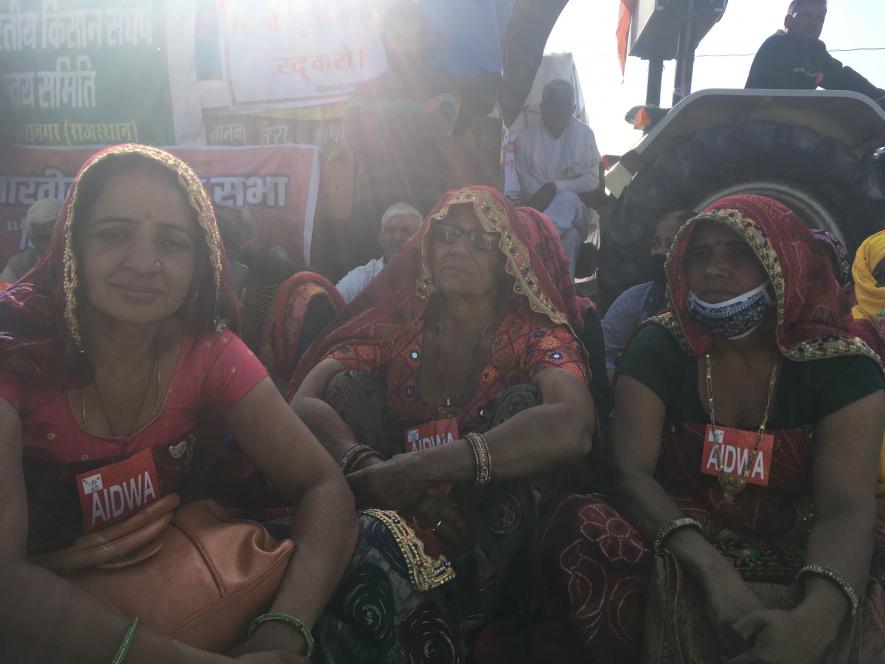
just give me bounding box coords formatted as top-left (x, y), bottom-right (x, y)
top-left (315, 373), bottom-right (570, 662)
top-left (538, 493), bottom-right (885, 664)
top-left (315, 511), bottom-right (462, 664)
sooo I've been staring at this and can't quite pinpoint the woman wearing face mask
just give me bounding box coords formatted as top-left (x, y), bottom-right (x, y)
top-left (539, 195), bottom-right (885, 663)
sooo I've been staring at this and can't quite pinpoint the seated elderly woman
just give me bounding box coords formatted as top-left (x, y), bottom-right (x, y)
top-left (539, 195), bottom-right (885, 663)
top-left (0, 145), bottom-right (356, 664)
top-left (291, 186), bottom-right (595, 660)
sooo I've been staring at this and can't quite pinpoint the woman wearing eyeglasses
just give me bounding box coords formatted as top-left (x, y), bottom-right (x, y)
top-left (290, 186), bottom-right (596, 661)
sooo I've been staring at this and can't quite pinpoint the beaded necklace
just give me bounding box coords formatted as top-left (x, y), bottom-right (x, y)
top-left (431, 315), bottom-right (496, 418)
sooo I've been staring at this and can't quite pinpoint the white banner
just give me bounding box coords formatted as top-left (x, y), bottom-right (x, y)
top-left (223, 0), bottom-right (392, 107)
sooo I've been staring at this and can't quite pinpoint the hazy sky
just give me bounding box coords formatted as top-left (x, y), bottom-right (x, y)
top-left (546, 0), bottom-right (885, 155)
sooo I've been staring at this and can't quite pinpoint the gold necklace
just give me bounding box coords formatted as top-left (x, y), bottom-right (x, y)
top-left (432, 315), bottom-right (495, 418)
top-left (704, 352), bottom-right (779, 502)
top-left (82, 338), bottom-right (161, 440)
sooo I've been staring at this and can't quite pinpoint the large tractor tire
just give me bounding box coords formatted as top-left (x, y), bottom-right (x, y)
top-left (599, 120), bottom-right (885, 307)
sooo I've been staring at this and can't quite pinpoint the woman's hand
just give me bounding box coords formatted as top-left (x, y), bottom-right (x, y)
top-left (346, 453), bottom-right (433, 511)
top-left (410, 491), bottom-right (467, 555)
top-left (234, 652), bottom-right (310, 664)
top-left (228, 623), bottom-right (311, 663)
top-left (726, 607), bottom-right (838, 664)
top-left (702, 575), bottom-right (766, 653)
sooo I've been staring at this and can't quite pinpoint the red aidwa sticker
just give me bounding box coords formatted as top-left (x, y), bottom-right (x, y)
top-left (404, 418), bottom-right (460, 453)
top-left (701, 425), bottom-right (774, 487)
top-left (76, 448), bottom-right (160, 533)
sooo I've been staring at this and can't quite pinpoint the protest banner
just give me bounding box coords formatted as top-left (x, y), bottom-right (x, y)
top-left (0, 144), bottom-right (320, 271)
top-left (222, 0), bottom-right (392, 107)
top-left (1, 0), bottom-right (174, 146)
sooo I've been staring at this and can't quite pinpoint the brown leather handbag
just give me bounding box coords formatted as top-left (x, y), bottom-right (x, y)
top-left (31, 494), bottom-right (295, 653)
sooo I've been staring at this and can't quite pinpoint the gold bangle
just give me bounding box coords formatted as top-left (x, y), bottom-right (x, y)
top-left (653, 517), bottom-right (703, 555)
top-left (797, 564), bottom-right (859, 615)
top-left (465, 432), bottom-right (491, 486)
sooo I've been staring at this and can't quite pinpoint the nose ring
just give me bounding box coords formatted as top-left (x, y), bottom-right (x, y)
top-left (155, 260), bottom-right (162, 270)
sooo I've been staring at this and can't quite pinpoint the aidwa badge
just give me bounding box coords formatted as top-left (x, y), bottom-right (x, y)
top-left (76, 448), bottom-right (160, 533)
top-left (404, 418), bottom-right (459, 453)
top-left (701, 425), bottom-right (774, 487)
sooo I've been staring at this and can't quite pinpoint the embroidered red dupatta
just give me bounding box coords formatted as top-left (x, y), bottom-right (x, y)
top-left (289, 185), bottom-right (590, 395)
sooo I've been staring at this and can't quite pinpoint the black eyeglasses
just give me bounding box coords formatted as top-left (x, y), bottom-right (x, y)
top-left (431, 223), bottom-right (499, 252)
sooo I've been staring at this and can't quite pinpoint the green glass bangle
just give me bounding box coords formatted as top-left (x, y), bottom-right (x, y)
top-left (248, 612), bottom-right (315, 657)
top-left (111, 617), bottom-right (139, 664)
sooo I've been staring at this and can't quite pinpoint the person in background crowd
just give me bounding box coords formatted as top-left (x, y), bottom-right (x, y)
top-left (235, 234), bottom-right (302, 354)
top-left (0, 198), bottom-right (63, 283)
top-left (746, 0), bottom-right (885, 107)
top-left (215, 206), bottom-right (256, 261)
top-left (849, 230), bottom-right (885, 519)
top-left (343, 1), bottom-right (454, 272)
top-left (260, 272), bottom-right (344, 392)
top-left (540, 195), bottom-right (885, 663)
top-left (852, 229), bottom-right (885, 359)
top-left (0, 145), bottom-right (357, 663)
top-left (515, 78), bottom-right (601, 277)
top-left (336, 201), bottom-right (422, 303)
top-left (215, 205), bottom-right (254, 297)
top-left (602, 210), bottom-right (692, 382)
top-left (290, 186), bottom-right (595, 662)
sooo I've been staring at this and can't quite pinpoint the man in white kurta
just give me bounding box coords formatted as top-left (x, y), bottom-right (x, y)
top-left (336, 202), bottom-right (422, 303)
top-left (515, 79), bottom-right (601, 276)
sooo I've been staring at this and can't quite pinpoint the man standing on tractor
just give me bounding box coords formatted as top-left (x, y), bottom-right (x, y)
top-left (746, 0), bottom-right (885, 107)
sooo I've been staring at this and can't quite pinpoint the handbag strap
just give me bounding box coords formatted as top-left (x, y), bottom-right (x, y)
top-left (30, 493), bottom-right (180, 574)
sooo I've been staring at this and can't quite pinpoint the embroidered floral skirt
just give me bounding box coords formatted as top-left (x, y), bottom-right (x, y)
top-left (538, 493), bottom-right (885, 664)
top-left (315, 511), bottom-right (462, 664)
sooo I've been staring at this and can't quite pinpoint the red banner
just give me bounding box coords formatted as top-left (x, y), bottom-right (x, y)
top-left (0, 144), bottom-right (320, 272)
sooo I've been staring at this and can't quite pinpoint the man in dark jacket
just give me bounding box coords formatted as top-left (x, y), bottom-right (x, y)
top-left (746, 0), bottom-right (885, 106)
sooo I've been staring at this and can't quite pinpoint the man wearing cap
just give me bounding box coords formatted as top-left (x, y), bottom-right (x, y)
top-left (1, 198), bottom-right (63, 283)
top-left (336, 202), bottom-right (422, 303)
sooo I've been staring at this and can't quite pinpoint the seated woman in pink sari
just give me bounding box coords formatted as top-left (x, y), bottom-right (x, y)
top-left (0, 145), bottom-right (356, 663)
top-left (539, 195), bottom-right (885, 663)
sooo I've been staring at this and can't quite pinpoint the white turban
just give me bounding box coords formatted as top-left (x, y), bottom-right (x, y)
top-left (23, 198), bottom-right (63, 235)
top-left (381, 202), bottom-right (423, 229)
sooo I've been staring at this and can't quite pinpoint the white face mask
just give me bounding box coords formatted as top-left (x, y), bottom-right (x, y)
top-left (687, 283), bottom-right (774, 339)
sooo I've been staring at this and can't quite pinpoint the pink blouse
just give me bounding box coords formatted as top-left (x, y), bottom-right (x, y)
top-left (0, 329), bottom-right (267, 551)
